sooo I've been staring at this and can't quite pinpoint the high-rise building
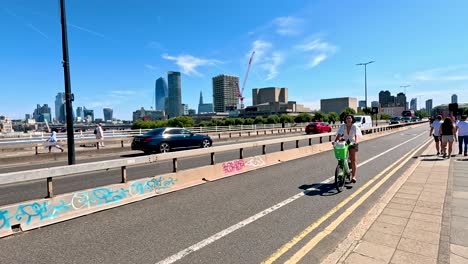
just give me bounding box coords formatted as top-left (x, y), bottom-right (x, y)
top-left (76, 107), bottom-right (84, 121)
top-left (33, 104), bottom-right (51, 122)
top-left (452, 94), bottom-right (458, 104)
top-left (396, 92), bottom-right (406, 108)
top-left (252, 87), bottom-right (287, 105)
top-left (198, 91), bottom-right (214, 114)
top-left (212, 74), bottom-right (239, 112)
top-left (167, 71), bottom-right (182, 118)
top-left (55, 92), bottom-right (65, 123)
top-left (181, 104), bottom-right (189, 115)
top-left (426, 99), bottom-right (433, 115)
top-left (358, 100), bottom-right (366, 108)
top-left (410, 98), bottom-right (417, 111)
top-left (155, 77), bottom-right (168, 111)
top-left (83, 107), bottom-right (94, 122)
top-left (379, 90), bottom-right (395, 107)
top-left (103, 108), bottom-right (113, 121)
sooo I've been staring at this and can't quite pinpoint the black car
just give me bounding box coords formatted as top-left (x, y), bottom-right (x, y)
top-left (131, 127), bottom-right (212, 154)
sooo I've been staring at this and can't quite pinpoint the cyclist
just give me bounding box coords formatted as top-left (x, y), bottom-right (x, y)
top-left (334, 114), bottom-right (362, 183)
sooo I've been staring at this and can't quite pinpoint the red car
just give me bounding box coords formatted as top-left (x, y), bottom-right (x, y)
top-left (305, 122), bottom-right (332, 134)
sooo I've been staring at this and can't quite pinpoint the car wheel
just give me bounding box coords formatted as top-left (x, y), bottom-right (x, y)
top-left (201, 139), bottom-right (211, 148)
top-left (159, 142), bottom-right (171, 153)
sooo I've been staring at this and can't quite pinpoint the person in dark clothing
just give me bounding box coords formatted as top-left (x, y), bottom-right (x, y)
top-left (439, 117), bottom-right (457, 158)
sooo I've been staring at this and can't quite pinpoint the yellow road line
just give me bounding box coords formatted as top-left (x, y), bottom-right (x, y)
top-left (284, 138), bottom-right (431, 263)
top-left (261, 138), bottom-right (430, 264)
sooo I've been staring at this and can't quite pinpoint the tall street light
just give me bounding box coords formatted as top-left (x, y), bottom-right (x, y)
top-left (356, 61), bottom-right (375, 109)
top-left (60, 0), bottom-right (76, 165)
top-left (400, 85), bottom-right (411, 110)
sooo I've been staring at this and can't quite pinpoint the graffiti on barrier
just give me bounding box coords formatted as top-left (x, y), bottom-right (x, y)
top-left (222, 159), bottom-right (245, 174)
top-left (0, 176), bottom-right (177, 231)
top-left (245, 156), bottom-right (265, 167)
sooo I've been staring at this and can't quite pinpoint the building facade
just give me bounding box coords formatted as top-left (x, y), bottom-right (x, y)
top-left (132, 107), bottom-right (165, 122)
top-left (252, 87), bottom-right (287, 105)
top-left (426, 99), bottom-right (433, 115)
top-left (452, 94), bottom-right (458, 104)
top-left (167, 71), bottom-right (182, 118)
top-left (83, 107), bottom-right (94, 123)
top-left (0, 116), bottom-right (13, 133)
top-left (55, 92), bottom-right (65, 123)
top-left (212, 74), bottom-right (239, 112)
top-left (198, 91), bottom-right (214, 114)
top-left (320, 97), bottom-right (357, 114)
top-left (33, 104), bottom-right (52, 122)
top-left (103, 108), bottom-right (113, 122)
top-left (410, 98), bottom-right (417, 111)
top-left (76, 107), bottom-right (84, 122)
top-left (155, 77), bottom-right (168, 111)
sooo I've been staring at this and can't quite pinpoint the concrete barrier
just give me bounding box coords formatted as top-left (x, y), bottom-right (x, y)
top-left (0, 122), bottom-right (427, 238)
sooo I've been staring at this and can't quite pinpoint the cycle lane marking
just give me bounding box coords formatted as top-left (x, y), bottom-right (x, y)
top-left (156, 132), bottom-right (426, 264)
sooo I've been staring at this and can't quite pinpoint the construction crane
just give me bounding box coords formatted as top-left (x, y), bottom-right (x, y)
top-left (236, 51), bottom-right (255, 109)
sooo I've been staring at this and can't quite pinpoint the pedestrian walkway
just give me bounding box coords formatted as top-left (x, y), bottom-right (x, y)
top-left (329, 143), bottom-right (468, 264)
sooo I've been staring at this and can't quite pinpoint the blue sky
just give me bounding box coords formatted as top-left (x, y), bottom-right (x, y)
top-left (1, 0), bottom-right (467, 120)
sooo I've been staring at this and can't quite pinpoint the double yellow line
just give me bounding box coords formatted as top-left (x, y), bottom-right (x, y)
top-left (262, 138), bottom-right (431, 264)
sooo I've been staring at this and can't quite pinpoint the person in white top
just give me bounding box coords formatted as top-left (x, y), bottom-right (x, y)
top-left (334, 114), bottom-right (362, 183)
top-left (429, 115), bottom-right (443, 155)
top-left (95, 123), bottom-right (105, 147)
top-left (456, 115), bottom-right (468, 156)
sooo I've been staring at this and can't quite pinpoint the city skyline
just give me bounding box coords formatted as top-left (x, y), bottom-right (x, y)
top-left (1, 0), bottom-right (468, 120)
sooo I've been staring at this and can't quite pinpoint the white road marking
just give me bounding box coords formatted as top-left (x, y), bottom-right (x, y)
top-left (155, 132), bottom-right (426, 264)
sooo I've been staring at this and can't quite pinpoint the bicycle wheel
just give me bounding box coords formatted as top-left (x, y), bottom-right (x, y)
top-left (335, 163), bottom-right (346, 192)
top-left (345, 160), bottom-right (352, 183)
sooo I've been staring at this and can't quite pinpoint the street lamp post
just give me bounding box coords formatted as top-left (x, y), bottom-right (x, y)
top-left (60, 0), bottom-right (76, 165)
top-left (400, 85), bottom-right (411, 111)
top-left (356, 61), bottom-right (375, 109)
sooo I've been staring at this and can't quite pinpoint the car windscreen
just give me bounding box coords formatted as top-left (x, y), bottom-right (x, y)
top-left (355, 117), bottom-right (362, 122)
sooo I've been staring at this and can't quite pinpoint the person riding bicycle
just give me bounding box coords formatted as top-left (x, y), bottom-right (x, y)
top-left (334, 114), bottom-right (362, 183)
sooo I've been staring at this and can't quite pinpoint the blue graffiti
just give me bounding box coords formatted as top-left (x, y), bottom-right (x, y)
top-left (0, 175), bottom-right (178, 231)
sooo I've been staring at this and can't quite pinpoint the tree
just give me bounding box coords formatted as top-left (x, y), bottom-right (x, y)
top-left (294, 113), bottom-right (313, 123)
top-left (313, 111), bottom-right (328, 122)
top-left (415, 110), bottom-right (429, 119)
top-left (267, 114), bottom-right (280, 124)
top-left (328, 112), bottom-right (339, 124)
top-left (254, 116), bottom-right (265, 124)
top-left (224, 118), bottom-right (236, 126)
top-left (234, 118), bottom-right (245, 125)
top-left (244, 118), bottom-right (255, 125)
top-left (380, 113), bottom-right (392, 120)
top-left (339, 107), bottom-right (357, 122)
top-left (279, 114), bottom-right (294, 124)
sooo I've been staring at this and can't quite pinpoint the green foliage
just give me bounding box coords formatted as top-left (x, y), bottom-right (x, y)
top-left (294, 113), bottom-right (313, 123)
top-left (414, 110), bottom-right (429, 119)
top-left (339, 108), bottom-right (357, 122)
top-left (234, 118), bottom-right (245, 125)
top-left (198, 121), bottom-right (211, 127)
top-left (254, 116), bottom-right (265, 124)
top-left (279, 114), bottom-right (294, 123)
top-left (313, 111), bottom-right (328, 122)
top-left (328, 112), bottom-right (339, 123)
top-left (224, 118), bottom-right (236, 126)
top-left (380, 113), bottom-right (392, 120)
top-left (266, 114), bottom-right (280, 124)
top-left (244, 118), bottom-right (255, 125)
top-left (167, 116), bottom-right (195, 128)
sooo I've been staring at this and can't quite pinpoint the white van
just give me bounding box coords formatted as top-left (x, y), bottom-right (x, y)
top-left (354, 115), bottom-right (372, 129)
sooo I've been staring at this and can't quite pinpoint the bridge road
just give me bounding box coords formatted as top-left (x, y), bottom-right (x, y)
top-left (0, 134), bottom-right (334, 206)
top-left (0, 126), bottom-right (430, 263)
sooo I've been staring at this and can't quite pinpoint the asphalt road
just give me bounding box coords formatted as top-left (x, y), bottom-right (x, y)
top-left (0, 125), bottom-right (430, 263)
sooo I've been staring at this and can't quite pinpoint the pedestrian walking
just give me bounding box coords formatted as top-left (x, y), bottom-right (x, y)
top-left (47, 128), bottom-right (64, 153)
top-left (429, 115), bottom-right (443, 155)
top-left (439, 117), bottom-right (457, 158)
top-left (95, 123), bottom-right (105, 147)
top-left (456, 115), bottom-right (468, 156)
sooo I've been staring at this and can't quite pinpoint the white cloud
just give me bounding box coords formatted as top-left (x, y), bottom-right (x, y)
top-left (295, 38), bottom-right (338, 68)
top-left (162, 54), bottom-right (221, 76)
top-left (248, 40), bottom-right (284, 80)
top-left (412, 64), bottom-right (468, 81)
top-left (274, 16), bottom-right (303, 36)
top-left (144, 64), bottom-right (157, 70)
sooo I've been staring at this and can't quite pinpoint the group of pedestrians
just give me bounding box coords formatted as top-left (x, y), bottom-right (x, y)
top-left (430, 114), bottom-right (468, 158)
top-left (46, 123), bottom-right (106, 153)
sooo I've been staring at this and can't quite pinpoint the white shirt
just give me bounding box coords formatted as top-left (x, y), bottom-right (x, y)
top-left (457, 120), bottom-right (468, 136)
top-left (431, 120), bottom-right (443, 136)
top-left (336, 124), bottom-right (362, 143)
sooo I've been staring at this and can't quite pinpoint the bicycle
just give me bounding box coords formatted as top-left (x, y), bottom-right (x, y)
top-left (333, 140), bottom-right (353, 192)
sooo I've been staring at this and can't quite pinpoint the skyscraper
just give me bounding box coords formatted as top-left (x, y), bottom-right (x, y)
top-left (212, 74), bottom-right (239, 112)
top-left (103, 108), bottom-right (113, 121)
top-left (33, 104), bottom-right (51, 122)
top-left (155, 77), bottom-right (168, 111)
top-left (452, 94), bottom-right (458, 103)
top-left (198, 91), bottom-right (214, 114)
top-left (426, 99), bottom-right (433, 115)
top-left (76, 106), bottom-right (84, 121)
top-left (396, 92), bottom-right (406, 108)
top-left (167, 71), bottom-right (182, 118)
top-left (55, 92), bottom-right (65, 123)
top-left (410, 98), bottom-right (417, 111)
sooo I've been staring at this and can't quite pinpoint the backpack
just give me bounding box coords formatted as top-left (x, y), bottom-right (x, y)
top-left (94, 128), bottom-right (98, 134)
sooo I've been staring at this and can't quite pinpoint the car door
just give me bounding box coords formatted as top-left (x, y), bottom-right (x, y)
top-left (165, 128), bottom-right (184, 148)
top-left (180, 129), bottom-right (197, 147)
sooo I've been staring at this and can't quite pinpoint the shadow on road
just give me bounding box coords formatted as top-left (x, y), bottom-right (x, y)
top-left (298, 183), bottom-right (353, 197)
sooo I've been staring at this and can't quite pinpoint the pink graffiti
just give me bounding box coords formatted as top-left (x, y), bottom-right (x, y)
top-left (222, 160), bottom-right (245, 174)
